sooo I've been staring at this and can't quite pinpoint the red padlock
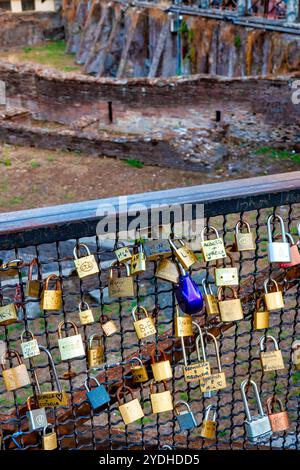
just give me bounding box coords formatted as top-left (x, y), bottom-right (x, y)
top-left (280, 233), bottom-right (300, 268)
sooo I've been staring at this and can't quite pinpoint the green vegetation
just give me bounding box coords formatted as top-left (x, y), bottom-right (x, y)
top-left (254, 146), bottom-right (300, 164)
top-left (20, 40), bottom-right (81, 73)
top-left (124, 159), bottom-right (145, 169)
top-left (234, 35), bottom-right (241, 49)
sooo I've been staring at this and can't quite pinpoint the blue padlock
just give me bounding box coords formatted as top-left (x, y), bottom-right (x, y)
top-left (85, 377), bottom-right (110, 410)
top-left (175, 263), bottom-right (203, 315)
top-left (175, 400), bottom-right (198, 431)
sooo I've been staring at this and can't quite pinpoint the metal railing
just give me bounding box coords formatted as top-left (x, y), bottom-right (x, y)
top-left (0, 171), bottom-right (300, 450)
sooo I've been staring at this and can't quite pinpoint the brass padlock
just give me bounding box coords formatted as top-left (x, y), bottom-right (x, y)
top-left (78, 300), bottom-right (94, 325)
top-left (279, 233), bottom-right (300, 268)
top-left (234, 220), bottom-right (255, 252)
top-left (137, 225), bottom-right (172, 261)
top-left (132, 305), bottom-right (156, 340)
top-left (266, 396), bottom-right (289, 433)
top-left (100, 315), bottom-right (118, 337)
top-left (264, 279), bottom-right (284, 311)
top-left (292, 341), bottom-right (300, 370)
top-left (202, 279), bottom-right (219, 315)
top-left (200, 333), bottom-right (227, 393)
top-left (117, 385), bottom-right (144, 425)
top-left (42, 425), bottom-right (57, 450)
top-left (114, 242), bottom-right (132, 263)
top-left (0, 258), bottom-right (23, 279)
top-left (41, 274), bottom-right (62, 311)
top-left (215, 253), bottom-right (239, 286)
top-left (254, 298), bottom-right (269, 330)
top-left (130, 357), bottom-right (149, 383)
top-left (267, 214), bottom-right (291, 263)
top-left (260, 335), bottom-right (285, 372)
top-left (130, 243), bottom-right (146, 276)
top-left (155, 258), bottom-right (179, 284)
top-left (108, 261), bottom-right (135, 298)
top-left (87, 334), bottom-right (104, 368)
top-left (1, 349), bottom-right (31, 391)
top-left (168, 238), bottom-right (197, 270)
top-left (20, 330), bottom-right (40, 359)
top-left (150, 381), bottom-right (173, 414)
top-left (151, 347), bottom-right (173, 381)
top-left (217, 286), bottom-right (243, 322)
top-left (25, 258), bottom-right (41, 298)
top-left (0, 302), bottom-right (17, 326)
top-left (181, 329), bottom-right (211, 383)
top-left (73, 243), bottom-right (99, 279)
top-left (57, 321), bottom-right (85, 361)
top-left (200, 226), bottom-right (227, 262)
top-left (200, 405), bottom-right (217, 440)
top-left (174, 307), bottom-right (193, 337)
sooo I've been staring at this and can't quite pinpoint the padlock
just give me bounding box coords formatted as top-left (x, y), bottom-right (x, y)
top-left (25, 258), bottom-right (41, 298)
top-left (200, 405), bottom-right (217, 439)
top-left (100, 315), bottom-right (118, 337)
top-left (108, 261), bottom-right (135, 298)
top-left (241, 379), bottom-right (272, 444)
top-left (130, 243), bottom-right (146, 276)
top-left (217, 286), bottom-right (243, 322)
top-left (175, 400), bottom-right (198, 431)
top-left (194, 327), bottom-right (216, 398)
top-left (254, 298), bottom-right (269, 330)
top-left (1, 349), bottom-right (31, 391)
top-left (26, 396), bottom-right (48, 431)
top-left (267, 214), bottom-right (291, 263)
top-left (42, 425), bottom-right (57, 450)
top-left (117, 385), bottom-right (144, 425)
top-left (292, 341), bottom-right (300, 370)
top-left (137, 225), bottom-right (172, 261)
top-left (34, 345), bottom-right (68, 408)
top-left (202, 279), bottom-right (219, 315)
top-left (215, 253), bottom-right (239, 286)
top-left (0, 301), bottom-right (17, 326)
top-left (181, 330), bottom-right (210, 383)
top-left (0, 341), bottom-right (6, 365)
top-left (264, 279), bottom-right (284, 311)
top-left (200, 226), bottom-right (227, 262)
top-left (200, 333), bottom-right (227, 393)
top-left (279, 233), bottom-right (300, 268)
top-left (78, 300), bottom-right (94, 325)
top-left (151, 347), bottom-right (173, 381)
top-left (175, 263), bottom-right (203, 315)
top-left (41, 274), bottom-right (62, 311)
top-left (234, 220), bottom-right (255, 251)
top-left (114, 242), bottom-right (132, 263)
top-left (174, 307), bottom-right (193, 337)
top-left (259, 335), bottom-right (285, 372)
top-left (0, 258), bottom-right (23, 279)
top-left (266, 396), bottom-right (289, 433)
top-left (132, 305), bottom-right (156, 340)
top-left (87, 334), bottom-right (104, 368)
top-left (168, 238), bottom-right (198, 270)
top-left (73, 243), bottom-right (99, 278)
top-left (84, 377), bottom-right (110, 410)
top-left (130, 357), bottom-right (149, 383)
top-left (20, 330), bottom-right (40, 359)
top-left (57, 321), bottom-right (85, 361)
top-left (150, 381), bottom-right (173, 414)
top-left (155, 258), bottom-right (179, 284)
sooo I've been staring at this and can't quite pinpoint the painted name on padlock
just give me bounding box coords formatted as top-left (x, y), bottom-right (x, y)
top-left (261, 351), bottom-right (285, 371)
top-left (184, 362), bottom-right (210, 382)
top-left (21, 340), bottom-right (40, 359)
top-left (202, 239), bottom-right (226, 261)
top-left (37, 392), bottom-right (68, 408)
top-left (200, 373), bottom-right (227, 392)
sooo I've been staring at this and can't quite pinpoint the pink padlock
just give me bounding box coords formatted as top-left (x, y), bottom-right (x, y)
top-left (280, 233), bottom-right (300, 268)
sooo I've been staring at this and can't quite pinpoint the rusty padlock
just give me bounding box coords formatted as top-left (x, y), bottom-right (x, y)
top-left (266, 396), bottom-right (289, 433)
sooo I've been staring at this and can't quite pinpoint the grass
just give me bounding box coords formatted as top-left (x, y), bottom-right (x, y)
top-left (254, 146), bottom-right (300, 164)
top-left (124, 159), bottom-right (145, 169)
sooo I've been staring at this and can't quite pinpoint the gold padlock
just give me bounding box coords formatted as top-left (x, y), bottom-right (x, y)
top-left (57, 321), bottom-right (85, 361)
top-left (1, 349), bottom-right (31, 391)
top-left (150, 381), bottom-right (173, 414)
top-left (234, 220), bottom-right (255, 252)
top-left (155, 258), bottom-right (179, 284)
top-left (87, 334), bottom-right (104, 368)
top-left (0, 258), bottom-right (23, 279)
top-left (215, 253), bottom-right (239, 286)
top-left (264, 279), bottom-right (284, 311)
top-left (117, 385), bottom-right (144, 425)
top-left (200, 405), bottom-right (217, 440)
top-left (42, 425), bottom-right (57, 450)
top-left (292, 341), bottom-right (300, 370)
top-left (217, 286), bottom-right (243, 322)
top-left (130, 243), bottom-right (146, 276)
top-left (137, 225), bottom-right (172, 261)
top-left (25, 258), bottom-right (41, 298)
top-left (181, 330), bottom-right (211, 382)
top-left (202, 279), bottom-right (219, 315)
top-left (151, 347), bottom-right (173, 381)
top-left (132, 305), bottom-right (156, 340)
top-left (0, 302), bottom-right (17, 326)
top-left (168, 238), bottom-right (198, 270)
top-left (114, 242), bottom-right (132, 263)
top-left (78, 300), bottom-right (94, 325)
top-left (174, 307), bottom-right (193, 337)
top-left (108, 261), bottom-right (135, 298)
top-left (41, 274), bottom-right (62, 311)
top-left (260, 335), bottom-right (285, 372)
top-left (130, 356), bottom-right (149, 383)
top-left (254, 298), bottom-right (269, 330)
top-left (20, 330), bottom-right (40, 359)
top-left (200, 333), bottom-right (227, 393)
top-left (200, 226), bottom-right (227, 262)
top-left (73, 243), bottom-right (99, 279)
top-left (100, 315), bottom-right (118, 337)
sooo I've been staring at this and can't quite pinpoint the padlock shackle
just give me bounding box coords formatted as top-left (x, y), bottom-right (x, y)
top-left (177, 261), bottom-right (187, 276)
top-left (267, 214), bottom-right (287, 243)
top-left (204, 332), bottom-right (222, 373)
top-left (150, 347), bottom-right (167, 364)
top-left (130, 356), bottom-right (144, 367)
top-left (174, 400), bottom-right (191, 415)
top-left (20, 329), bottom-right (35, 343)
top-left (259, 334), bottom-right (279, 352)
top-left (200, 225), bottom-right (219, 242)
top-left (168, 237), bottom-right (185, 251)
top-left (26, 395), bottom-right (36, 411)
top-left (44, 274), bottom-right (61, 291)
top-left (100, 315), bottom-right (110, 325)
top-left (78, 300), bottom-right (90, 312)
top-left (117, 385), bottom-right (135, 404)
top-left (204, 404), bottom-right (217, 421)
top-left (264, 278), bottom-right (280, 294)
top-left (196, 329), bottom-right (207, 363)
top-left (161, 445), bottom-right (173, 450)
top-left (109, 260), bottom-right (131, 279)
top-left (215, 252), bottom-right (235, 269)
top-left (266, 396), bottom-right (284, 415)
top-left (33, 345), bottom-right (62, 394)
top-left (150, 380), bottom-right (169, 394)
top-left (84, 376), bottom-right (101, 392)
top-left (43, 424), bottom-right (55, 436)
top-left (131, 305), bottom-right (148, 322)
top-left (57, 321), bottom-right (79, 339)
top-left (235, 220), bottom-right (251, 235)
top-left (1, 348), bottom-right (23, 370)
top-left (241, 379), bottom-right (265, 421)
top-left (256, 297), bottom-right (266, 312)
top-left (28, 258), bottom-right (39, 280)
top-left (201, 279), bottom-right (213, 296)
top-left (217, 286), bottom-right (237, 301)
top-left (88, 334), bottom-right (103, 348)
top-left (73, 243), bottom-right (91, 260)
top-left (1, 258), bottom-right (24, 270)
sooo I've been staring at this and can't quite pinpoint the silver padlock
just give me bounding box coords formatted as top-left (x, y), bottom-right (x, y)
top-left (241, 379), bottom-right (272, 444)
top-left (26, 396), bottom-right (48, 431)
top-left (267, 215), bottom-right (291, 263)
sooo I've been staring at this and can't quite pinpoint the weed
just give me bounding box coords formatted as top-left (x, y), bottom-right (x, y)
top-left (124, 159), bottom-right (144, 168)
top-left (30, 159), bottom-right (40, 169)
top-left (9, 196), bottom-right (23, 205)
top-left (234, 35), bottom-right (241, 49)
